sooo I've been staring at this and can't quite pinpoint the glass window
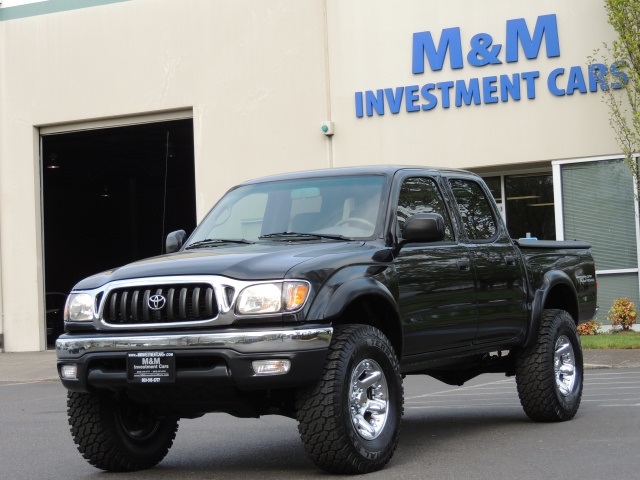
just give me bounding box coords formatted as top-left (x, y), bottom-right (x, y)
top-left (504, 174), bottom-right (555, 240)
top-left (482, 175), bottom-right (505, 221)
top-left (397, 177), bottom-right (454, 241)
top-left (596, 273), bottom-right (640, 323)
top-left (188, 175), bottom-right (386, 243)
top-left (483, 176), bottom-right (502, 201)
top-left (449, 179), bottom-right (497, 241)
top-left (562, 160), bottom-right (637, 270)
top-left (561, 159), bottom-right (639, 322)
top-left (199, 192), bottom-right (268, 240)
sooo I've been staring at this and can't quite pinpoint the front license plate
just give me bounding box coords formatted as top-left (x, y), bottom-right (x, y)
top-left (127, 352), bottom-right (176, 384)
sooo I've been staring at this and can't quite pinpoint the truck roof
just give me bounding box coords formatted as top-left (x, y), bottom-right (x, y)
top-left (238, 165), bottom-right (477, 186)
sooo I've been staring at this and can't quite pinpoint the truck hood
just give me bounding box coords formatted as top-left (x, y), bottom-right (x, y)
top-left (72, 241), bottom-right (367, 290)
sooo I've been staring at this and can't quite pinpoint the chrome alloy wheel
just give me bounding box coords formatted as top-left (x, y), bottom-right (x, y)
top-left (554, 335), bottom-right (576, 396)
top-left (349, 359), bottom-right (389, 440)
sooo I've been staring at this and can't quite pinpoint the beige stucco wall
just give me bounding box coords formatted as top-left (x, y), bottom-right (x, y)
top-left (0, 0), bottom-right (623, 351)
top-left (327, 0), bottom-right (620, 169)
top-left (0, 0), bottom-right (331, 351)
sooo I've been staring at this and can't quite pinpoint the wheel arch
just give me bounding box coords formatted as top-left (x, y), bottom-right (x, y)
top-left (525, 270), bottom-right (579, 348)
top-left (317, 278), bottom-right (403, 359)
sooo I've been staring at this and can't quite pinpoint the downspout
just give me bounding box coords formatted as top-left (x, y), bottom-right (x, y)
top-left (322, 0), bottom-right (334, 168)
top-left (0, 19), bottom-right (4, 352)
top-left (0, 228), bottom-right (4, 352)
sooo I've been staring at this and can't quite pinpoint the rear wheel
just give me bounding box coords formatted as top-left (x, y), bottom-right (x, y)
top-left (67, 391), bottom-right (178, 472)
top-left (516, 309), bottom-right (583, 421)
top-left (296, 324), bottom-right (403, 474)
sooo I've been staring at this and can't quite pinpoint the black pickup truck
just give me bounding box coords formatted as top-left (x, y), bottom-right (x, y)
top-left (56, 166), bottom-right (597, 474)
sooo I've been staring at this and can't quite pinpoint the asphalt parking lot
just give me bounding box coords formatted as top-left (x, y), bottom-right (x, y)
top-left (406, 368), bottom-right (640, 410)
top-left (1, 362), bottom-right (639, 480)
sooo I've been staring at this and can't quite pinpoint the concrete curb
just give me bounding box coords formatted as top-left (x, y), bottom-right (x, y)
top-left (584, 363), bottom-right (613, 370)
top-left (582, 349), bottom-right (640, 370)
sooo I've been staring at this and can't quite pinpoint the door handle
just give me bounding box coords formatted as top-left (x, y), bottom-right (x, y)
top-left (457, 259), bottom-right (471, 271)
top-left (505, 255), bottom-right (516, 266)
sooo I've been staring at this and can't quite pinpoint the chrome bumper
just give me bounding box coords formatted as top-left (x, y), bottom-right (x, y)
top-left (56, 327), bottom-right (333, 360)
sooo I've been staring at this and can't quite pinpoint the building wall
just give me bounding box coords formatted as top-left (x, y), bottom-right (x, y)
top-left (326, 0), bottom-right (620, 168)
top-left (0, 0), bottom-right (331, 351)
top-left (0, 0), bottom-right (624, 351)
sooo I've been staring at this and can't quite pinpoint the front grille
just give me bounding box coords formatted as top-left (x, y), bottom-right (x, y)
top-left (102, 283), bottom-right (218, 325)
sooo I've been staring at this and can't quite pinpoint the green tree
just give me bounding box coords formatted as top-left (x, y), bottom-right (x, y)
top-left (596, 0), bottom-right (640, 192)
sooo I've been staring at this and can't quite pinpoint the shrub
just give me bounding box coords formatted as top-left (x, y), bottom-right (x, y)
top-left (577, 320), bottom-right (602, 335)
top-left (606, 297), bottom-right (638, 331)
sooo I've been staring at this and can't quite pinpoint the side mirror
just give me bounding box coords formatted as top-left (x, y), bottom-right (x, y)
top-left (166, 230), bottom-right (187, 253)
top-left (402, 213), bottom-right (445, 244)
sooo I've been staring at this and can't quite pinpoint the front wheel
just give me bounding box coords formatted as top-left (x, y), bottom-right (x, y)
top-left (296, 324), bottom-right (403, 474)
top-left (516, 309), bottom-right (583, 422)
top-left (67, 391), bottom-right (179, 472)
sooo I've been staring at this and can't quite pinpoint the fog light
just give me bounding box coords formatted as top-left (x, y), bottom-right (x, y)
top-left (60, 364), bottom-right (78, 379)
top-left (252, 359), bottom-right (291, 376)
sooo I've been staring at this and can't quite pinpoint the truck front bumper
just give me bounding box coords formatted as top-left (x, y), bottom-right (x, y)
top-left (56, 327), bottom-right (332, 393)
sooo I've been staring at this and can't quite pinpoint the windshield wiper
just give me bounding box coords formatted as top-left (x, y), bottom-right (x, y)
top-left (259, 232), bottom-right (349, 241)
top-left (185, 238), bottom-right (254, 249)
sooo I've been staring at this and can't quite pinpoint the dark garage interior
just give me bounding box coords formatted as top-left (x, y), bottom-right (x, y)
top-left (41, 119), bottom-right (197, 347)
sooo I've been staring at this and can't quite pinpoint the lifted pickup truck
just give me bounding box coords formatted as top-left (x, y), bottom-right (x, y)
top-left (56, 166), bottom-right (596, 474)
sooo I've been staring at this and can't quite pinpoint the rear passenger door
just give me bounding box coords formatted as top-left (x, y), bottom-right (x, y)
top-left (448, 177), bottom-right (527, 343)
top-left (394, 176), bottom-right (478, 354)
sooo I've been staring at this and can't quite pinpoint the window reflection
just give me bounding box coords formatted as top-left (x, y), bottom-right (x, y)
top-left (397, 177), bottom-right (454, 241)
top-left (449, 179), bottom-right (497, 240)
top-left (189, 175), bottom-right (386, 243)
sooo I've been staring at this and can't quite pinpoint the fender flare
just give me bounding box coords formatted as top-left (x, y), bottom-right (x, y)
top-left (307, 277), bottom-right (403, 357)
top-left (319, 277), bottom-right (399, 320)
top-left (524, 270), bottom-right (578, 348)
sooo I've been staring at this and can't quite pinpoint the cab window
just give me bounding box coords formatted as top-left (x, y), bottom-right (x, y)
top-left (449, 179), bottom-right (498, 241)
top-left (397, 177), bottom-right (454, 241)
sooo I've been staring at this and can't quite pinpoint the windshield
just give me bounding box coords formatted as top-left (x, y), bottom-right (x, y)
top-left (187, 175), bottom-right (387, 245)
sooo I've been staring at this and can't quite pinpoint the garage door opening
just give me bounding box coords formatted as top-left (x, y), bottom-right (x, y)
top-left (41, 119), bottom-right (197, 348)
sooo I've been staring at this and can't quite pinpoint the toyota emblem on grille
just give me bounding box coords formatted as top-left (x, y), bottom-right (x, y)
top-left (148, 294), bottom-right (166, 310)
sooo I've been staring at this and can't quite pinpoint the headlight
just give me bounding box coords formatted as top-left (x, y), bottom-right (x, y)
top-left (64, 293), bottom-right (94, 322)
top-left (237, 284), bottom-right (281, 314)
top-left (237, 281), bottom-right (310, 315)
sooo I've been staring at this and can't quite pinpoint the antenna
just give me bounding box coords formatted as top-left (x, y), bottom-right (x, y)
top-left (160, 131), bottom-right (170, 253)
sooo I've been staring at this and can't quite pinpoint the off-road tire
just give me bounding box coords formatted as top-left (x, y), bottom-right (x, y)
top-left (296, 324), bottom-right (403, 474)
top-left (67, 391), bottom-right (179, 472)
top-left (516, 309), bottom-right (583, 422)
